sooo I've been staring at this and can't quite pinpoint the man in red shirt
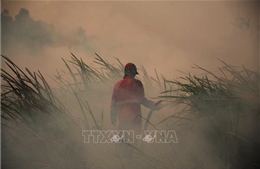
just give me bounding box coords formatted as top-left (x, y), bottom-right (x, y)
top-left (110, 63), bottom-right (161, 140)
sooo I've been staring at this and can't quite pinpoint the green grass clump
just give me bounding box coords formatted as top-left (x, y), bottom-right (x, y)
top-left (158, 61), bottom-right (259, 169)
top-left (1, 54), bottom-right (90, 169)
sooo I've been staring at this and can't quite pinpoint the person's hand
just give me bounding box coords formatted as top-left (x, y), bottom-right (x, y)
top-left (153, 100), bottom-right (164, 111)
top-left (154, 103), bottom-right (164, 110)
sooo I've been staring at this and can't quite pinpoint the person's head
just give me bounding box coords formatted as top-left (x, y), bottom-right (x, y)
top-left (124, 62), bottom-right (139, 78)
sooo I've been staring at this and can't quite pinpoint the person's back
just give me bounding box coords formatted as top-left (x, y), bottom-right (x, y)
top-left (112, 75), bottom-right (144, 127)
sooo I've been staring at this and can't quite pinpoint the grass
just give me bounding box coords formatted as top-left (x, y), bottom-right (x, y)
top-left (158, 60), bottom-right (259, 169)
top-left (1, 54), bottom-right (89, 169)
top-left (1, 53), bottom-right (259, 169)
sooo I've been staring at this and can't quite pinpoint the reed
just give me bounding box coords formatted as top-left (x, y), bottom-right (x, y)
top-left (1, 53), bottom-right (259, 169)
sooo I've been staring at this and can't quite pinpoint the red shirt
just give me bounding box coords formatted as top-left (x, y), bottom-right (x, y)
top-left (111, 76), bottom-right (155, 125)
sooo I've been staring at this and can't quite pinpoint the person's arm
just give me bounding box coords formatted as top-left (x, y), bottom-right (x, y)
top-left (141, 97), bottom-right (158, 109)
top-left (136, 80), bottom-right (158, 109)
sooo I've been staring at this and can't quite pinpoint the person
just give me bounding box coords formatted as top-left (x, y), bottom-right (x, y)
top-left (110, 62), bottom-right (162, 142)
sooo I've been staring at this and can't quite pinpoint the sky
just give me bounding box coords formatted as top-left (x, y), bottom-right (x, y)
top-left (1, 1), bottom-right (259, 81)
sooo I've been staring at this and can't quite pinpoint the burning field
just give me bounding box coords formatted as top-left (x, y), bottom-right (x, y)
top-left (1, 53), bottom-right (259, 169)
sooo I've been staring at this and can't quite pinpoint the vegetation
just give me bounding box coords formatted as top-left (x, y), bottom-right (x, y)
top-left (158, 62), bottom-right (259, 169)
top-left (1, 53), bottom-right (259, 169)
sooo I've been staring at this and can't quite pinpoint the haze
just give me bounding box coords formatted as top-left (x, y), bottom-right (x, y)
top-left (1, 1), bottom-right (259, 80)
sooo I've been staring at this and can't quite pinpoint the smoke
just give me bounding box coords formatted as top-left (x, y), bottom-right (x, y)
top-left (1, 1), bottom-right (259, 79)
top-left (2, 8), bottom-right (94, 57)
top-left (1, 2), bottom-right (259, 169)
top-left (1, 7), bottom-right (98, 85)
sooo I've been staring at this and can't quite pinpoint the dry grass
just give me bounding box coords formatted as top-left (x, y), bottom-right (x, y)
top-left (1, 54), bottom-right (259, 169)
